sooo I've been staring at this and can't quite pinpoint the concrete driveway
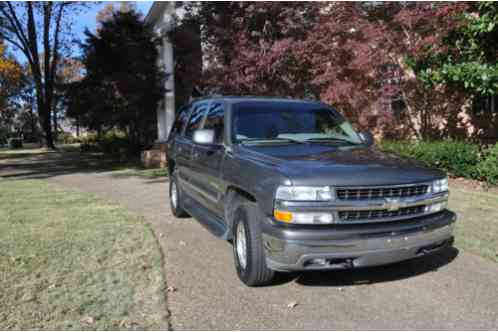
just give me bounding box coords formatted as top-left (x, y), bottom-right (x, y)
top-left (2, 152), bottom-right (498, 330)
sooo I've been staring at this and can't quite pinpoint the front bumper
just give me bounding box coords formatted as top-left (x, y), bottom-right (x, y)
top-left (262, 210), bottom-right (456, 272)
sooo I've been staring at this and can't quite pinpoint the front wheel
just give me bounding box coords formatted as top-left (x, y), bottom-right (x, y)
top-left (232, 202), bottom-right (275, 286)
top-left (169, 174), bottom-right (188, 218)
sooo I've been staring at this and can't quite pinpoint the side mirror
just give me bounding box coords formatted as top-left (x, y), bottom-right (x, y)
top-left (193, 129), bottom-right (215, 145)
top-left (359, 131), bottom-right (374, 146)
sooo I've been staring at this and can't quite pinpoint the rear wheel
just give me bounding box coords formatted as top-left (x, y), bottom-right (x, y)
top-left (169, 173), bottom-right (188, 218)
top-left (232, 200), bottom-right (275, 286)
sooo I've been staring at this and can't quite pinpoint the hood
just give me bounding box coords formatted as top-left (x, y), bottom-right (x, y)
top-left (238, 143), bottom-right (445, 187)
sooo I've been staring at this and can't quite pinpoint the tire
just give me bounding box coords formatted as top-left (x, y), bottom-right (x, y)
top-left (232, 200), bottom-right (275, 286)
top-left (169, 172), bottom-right (189, 218)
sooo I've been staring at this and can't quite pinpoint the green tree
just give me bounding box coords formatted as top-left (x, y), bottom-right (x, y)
top-left (415, 2), bottom-right (498, 96)
top-left (0, 2), bottom-right (90, 149)
top-left (65, 9), bottom-right (163, 153)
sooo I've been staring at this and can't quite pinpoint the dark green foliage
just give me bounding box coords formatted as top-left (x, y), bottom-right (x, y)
top-left (7, 138), bottom-right (22, 149)
top-left (79, 131), bottom-right (134, 158)
top-left (65, 10), bottom-right (164, 155)
top-left (477, 143), bottom-right (498, 184)
top-left (380, 140), bottom-right (481, 179)
top-left (416, 3), bottom-right (498, 96)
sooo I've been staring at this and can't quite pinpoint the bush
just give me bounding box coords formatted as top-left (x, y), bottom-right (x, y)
top-left (0, 128), bottom-right (10, 145)
top-left (7, 138), bottom-right (23, 149)
top-left (98, 131), bottom-right (132, 157)
top-left (79, 132), bottom-right (135, 158)
top-left (380, 140), bottom-right (481, 179)
top-left (79, 133), bottom-right (100, 152)
top-left (477, 143), bottom-right (498, 185)
top-left (57, 132), bottom-right (75, 144)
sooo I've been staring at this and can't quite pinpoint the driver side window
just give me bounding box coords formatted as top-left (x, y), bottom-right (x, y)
top-left (203, 102), bottom-right (224, 144)
top-left (185, 102), bottom-right (208, 139)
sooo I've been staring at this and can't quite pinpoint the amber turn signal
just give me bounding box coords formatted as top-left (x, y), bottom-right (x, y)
top-left (273, 210), bottom-right (293, 223)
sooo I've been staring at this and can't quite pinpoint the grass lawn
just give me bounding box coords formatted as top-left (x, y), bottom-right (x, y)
top-left (0, 179), bottom-right (168, 330)
top-left (449, 183), bottom-right (498, 263)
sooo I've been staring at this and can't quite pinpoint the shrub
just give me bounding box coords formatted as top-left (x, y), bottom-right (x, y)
top-left (98, 131), bottom-right (131, 157)
top-left (79, 133), bottom-right (100, 152)
top-left (380, 140), bottom-right (481, 179)
top-left (57, 132), bottom-right (76, 144)
top-left (7, 138), bottom-right (23, 149)
top-left (0, 128), bottom-right (10, 145)
top-left (79, 132), bottom-right (135, 158)
top-left (477, 143), bottom-right (498, 185)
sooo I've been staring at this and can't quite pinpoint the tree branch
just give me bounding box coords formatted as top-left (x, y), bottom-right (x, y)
top-left (43, 2), bottom-right (52, 94)
top-left (49, 3), bottom-right (65, 88)
top-left (3, 3), bottom-right (29, 44)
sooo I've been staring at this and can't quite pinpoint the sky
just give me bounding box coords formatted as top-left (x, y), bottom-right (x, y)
top-left (8, 1), bottom-right (153, 61)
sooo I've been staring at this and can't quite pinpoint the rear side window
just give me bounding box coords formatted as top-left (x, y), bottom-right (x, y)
top-left (170, 105), bottom-right (191, 137)
top-left (202, 102), bottom-right (224, 144)
top-left (185, 102), bottom-right (208, 138)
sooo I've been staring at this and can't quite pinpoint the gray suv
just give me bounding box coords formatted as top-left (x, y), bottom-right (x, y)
top-left (167, 97), bottom-right (455, 286)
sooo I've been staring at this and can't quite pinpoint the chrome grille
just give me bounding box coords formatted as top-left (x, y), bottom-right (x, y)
top-left (336, 185), bottom-right (429, 200)
top-left (338, 205), bottom-right (426, 222)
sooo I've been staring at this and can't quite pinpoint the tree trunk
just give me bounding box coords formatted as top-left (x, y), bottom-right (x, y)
top-left (37, 98), bottom-right (55, 149)
top-left (53, 109), bottom-right (58, 138)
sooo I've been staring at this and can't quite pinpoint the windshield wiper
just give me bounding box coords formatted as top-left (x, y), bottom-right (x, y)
top-left (303, 137), bottom-right (362, 145)
top-left (240, 138), bottom-right (305, 145)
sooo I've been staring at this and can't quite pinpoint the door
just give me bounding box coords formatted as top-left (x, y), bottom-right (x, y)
top-left (190, 101), bottom-right (226, 216)
top-left (169, 104), bottom-right (191, 184)
top-left (181, 101), bottom-right (209, 203)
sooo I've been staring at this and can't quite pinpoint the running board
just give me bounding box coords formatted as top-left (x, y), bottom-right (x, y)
top-left (182, 194), bottom-right (229, 240)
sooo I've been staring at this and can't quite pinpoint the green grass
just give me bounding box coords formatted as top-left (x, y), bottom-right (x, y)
top-left (0, 180), bottom-right (168, 330)
top-left (449, 183), bottom-right (498, 263)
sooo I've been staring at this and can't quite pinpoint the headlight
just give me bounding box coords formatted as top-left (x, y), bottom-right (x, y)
top-left (275, 186), bottom-right (334, 201)
top-left (432, 177), bottom-right (448, 193)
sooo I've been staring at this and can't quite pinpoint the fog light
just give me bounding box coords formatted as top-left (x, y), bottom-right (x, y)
top-left (426, 201), bottom-right (448, 213)
top-left (308, 258), bottom-right (327, 266)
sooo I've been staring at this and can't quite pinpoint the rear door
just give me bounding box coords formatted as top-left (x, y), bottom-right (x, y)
top-left (190, 101), bottom-right (226, 216)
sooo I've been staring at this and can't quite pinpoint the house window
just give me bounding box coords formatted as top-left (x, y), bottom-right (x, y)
top-left (473, 95), bottom-right (498, 115)
top-left (391, 97), bottom-right (407, 120)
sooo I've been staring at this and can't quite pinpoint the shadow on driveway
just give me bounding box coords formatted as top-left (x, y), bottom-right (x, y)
top-left (271, 246), bottom-right (459, 287)
top-left (0, 150), bottom-right (143, 180)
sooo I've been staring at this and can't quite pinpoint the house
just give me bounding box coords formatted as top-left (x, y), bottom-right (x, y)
top-left (142, 2), bottom-right (202, 168)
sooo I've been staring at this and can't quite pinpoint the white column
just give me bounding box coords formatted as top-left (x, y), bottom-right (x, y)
top-left (163, 36), bottom-right (175, 139)
top-left (156, 35), bottom-right (175, 142)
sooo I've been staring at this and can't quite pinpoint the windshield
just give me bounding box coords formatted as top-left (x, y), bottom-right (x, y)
top-left (231, 101), bottom-right (362, 145)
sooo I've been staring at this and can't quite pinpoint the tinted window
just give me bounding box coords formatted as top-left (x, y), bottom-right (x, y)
top-left (231, 101), bottom-right (362, 145)
top-left (185, 102), bottom-right (208, 138)
top-left (203, 102), bottom-right (224, 144)
top-left (170, 105), bottom-right (191, 137)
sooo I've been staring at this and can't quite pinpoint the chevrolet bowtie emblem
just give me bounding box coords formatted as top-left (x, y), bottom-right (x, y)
top-left (384, 198), bottom-right (402, 211)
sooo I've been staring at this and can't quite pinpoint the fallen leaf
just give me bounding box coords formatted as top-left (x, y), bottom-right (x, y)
top-left (81, 316), bottom-right (95, 325)
top-left (119, 319), bottom-right (138, 328)
top-left (287, 301), bottom-right (298, 309)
